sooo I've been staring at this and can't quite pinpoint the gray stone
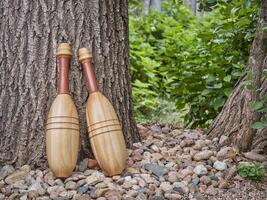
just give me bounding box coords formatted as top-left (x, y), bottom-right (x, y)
top-left (79, 158), bottom-right (89, 172)
top-left (213, 161), bottom-right (227, 171)
top-left (28, 181), bottom-right (45, 195)
top-left (192, 177), bottom-right (200, 185)
top-left (144, 163), bottom-right (168, 178)
top-left (150, 125), bottom-right (162, 134)
top-left (150, 196), bottom-right (165, 200)
top-left (173, 182), bottom-right (189, 195)
top-left (65, 181), bottom-right (77, 190)
top-left (162, 125), bottom-right (171, 134)
top-left (0, 165), bottom-right (15, 180)
top-left (193, 165), bottom-right (208, 175)
top-left (136, 193), bottom-right (147, 200)
top-left (78, 185), bottom-right (89, 194)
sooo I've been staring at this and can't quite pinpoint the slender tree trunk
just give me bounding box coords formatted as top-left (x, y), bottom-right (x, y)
top-left (208, 1), bottom-right (267, 153)
top-left (0, 0), bottom-right (139, 168)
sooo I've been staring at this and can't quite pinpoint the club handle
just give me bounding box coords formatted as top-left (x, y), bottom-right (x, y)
top-left (78, 48), bottom-right (99, 93)
top-left (56, 43), bottom-right (72, 94)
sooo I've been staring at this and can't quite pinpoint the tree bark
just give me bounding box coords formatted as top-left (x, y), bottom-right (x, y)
top-left (208, 0), bottom-right (267, 153)
top-left (0, 0), bottom-right (139, 168)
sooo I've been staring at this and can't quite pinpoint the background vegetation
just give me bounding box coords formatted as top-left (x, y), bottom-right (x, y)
top-left (129, 0), bottom-right (258, 127)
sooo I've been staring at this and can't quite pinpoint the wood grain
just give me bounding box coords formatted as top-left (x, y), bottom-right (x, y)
top-left (46, 94), bottom-right (80, 177)
top-left (86, 92), bottom-right (126, 176)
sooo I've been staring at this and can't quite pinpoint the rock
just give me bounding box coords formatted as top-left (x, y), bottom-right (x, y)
top-left (151, 145), bottom-right (160, 152)
top-left (60, 190), bottom-right (77, 198)
top-left (205, 185), bottom-right (217, 196)
top-left (243, 151), bottom-right (266, 162)
top-left (193, 150), bottom-right (213, 161)
top-left (213, 161), bottom-right (227, 171)
top-left (79, 158), bottom-right (89, 172)
top-left (152, 153), bottom-right (163, 160)
top-left (105, 190), bottom-right (122, 200)
top-left (54, 178), bottom-right (64, 187)
top-left (167, 171), bottom-right (178, 183)
top-left (150, 125), bottom-right (162, 134)
top-left (97, 198), bottom-right (107, 200)
top-left (178, 167), bottom-right (194, 179)
top-left (194, 140), bottom-right (206, 150)
top-left (65, 181), bottom-right (77, 190)
top-left (122, 181), bottom-right (132, 189)
top-left (217, 147), bottom-right (236, 160)
top-left (79, 194), bottom-right (92, 200)
top-left (95, 182), bottom-right (108, 189)
top-left (226, 166), bottom-right (237, 180)
top-left (144, 163), bottom-right (168, 177)
top-left (164, 193), bottom-right (183, 200)
top-left (200, 176), bottom-right (211, 185)
top-left (219, 135), bottom-right (229, 145)
top-left (47, 185), bottom-right (65, 199)
top-left (0, 180), bottom-right (5, 188)
top-left (191, 177), bottom-right (200, 185)
top-left (88, 159), bottom-right (99, 169)
top-left (160, 182), bottom-right (173, 193)
top-left (96, 188), bottom-right (109, 197)
top-left (162, 125), bottom-right (171, 134)
top-left (170, 129), bottom-right (183, 136)
top-left (126, 167), bottom-right (140, 175)
top-left (5, 165), bottom-right (31, 185)
top-left (138, 124), bottom-right (150, 138)
top-left (136, 193), bottom-right (147, 200)
top-left (77, 179), bottom-right (86, 187)
top-left (0, 165), bottom-right (15, 180)
top-left (87, 176), bottom-right (101, 186)
top-left (218, 180), bottom-right (229, 189)
top-left (44, 171), bottom-right (55, 186)
top-left (173, 182), bottom-right (189, 194)
top-left (0, 194), bottom-right (5, 199)
top-left (193, 165), bottom-right (208, 175)
top-left (150, 195), bottom-right (165, 200)
top-left (125, 190), bottom-right (138, 198)
top-left (140, 174), bottom-right (154, 184)
top-left (28, 181), bottom-right (45, 196)
top-left (78, 185), bottom-right (89, 194)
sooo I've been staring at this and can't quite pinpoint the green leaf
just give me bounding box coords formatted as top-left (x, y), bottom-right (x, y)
top-left (212, 97), bottom-right (225, 110)
top-left (223, 75), bottom-right (231, 82)
top-left (251, 122), bottom-right (265, 129)
top-left (252, 101), bottom-right (264, 111)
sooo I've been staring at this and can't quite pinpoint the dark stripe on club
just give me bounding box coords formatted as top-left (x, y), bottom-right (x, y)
top-left (88, 123), bottom-right (120, 133)
top-left (46, 127), bottom-right (79, 132)
top-left (46, 122), bottom-right (79, 126)
top-left (89, 129), bottom-right (121, 140)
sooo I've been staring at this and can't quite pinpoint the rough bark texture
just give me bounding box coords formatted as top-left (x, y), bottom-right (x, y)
top-left (0, 0), bottom-right (140, 168)
top-left (208, 0), bottom-right (267, 153)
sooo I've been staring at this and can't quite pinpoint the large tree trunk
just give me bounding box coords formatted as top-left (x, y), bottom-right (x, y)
top-left (208, 1), bottom-right (267, 152)
top-left (0, 0), bottom-right (139, 168)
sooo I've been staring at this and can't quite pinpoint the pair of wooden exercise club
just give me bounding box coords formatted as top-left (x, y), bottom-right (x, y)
top-left (46, 43), bottom-right (127, 178)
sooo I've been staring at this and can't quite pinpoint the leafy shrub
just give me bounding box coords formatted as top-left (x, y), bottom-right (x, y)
top-left (238, 162), bottom-right (265, 181)
top-left (130, 0), bottom-right (258, 127)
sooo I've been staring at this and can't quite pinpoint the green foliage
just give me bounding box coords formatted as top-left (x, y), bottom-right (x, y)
top-left (130, 0), bottom-right (258, 126)
top-left (251, 70), bottom-right (267, 130)
top-left (238, 162), bottom-right (265, 181)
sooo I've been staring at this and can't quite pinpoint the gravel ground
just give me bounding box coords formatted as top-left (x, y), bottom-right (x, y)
top-left (0, 124), bottom-right (266, 200)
